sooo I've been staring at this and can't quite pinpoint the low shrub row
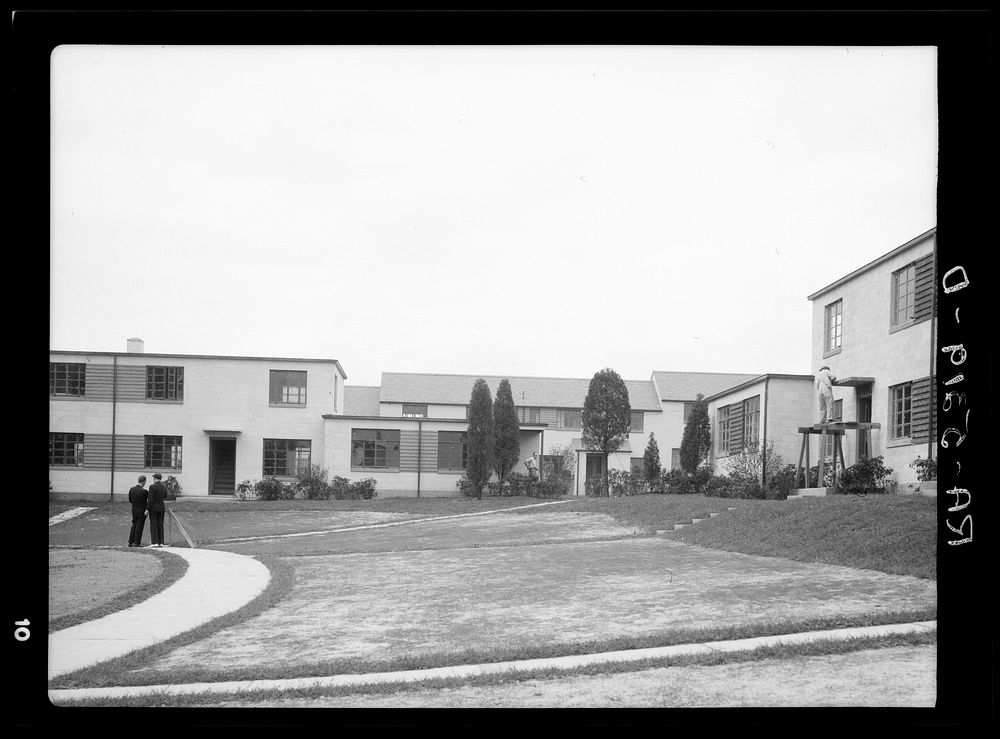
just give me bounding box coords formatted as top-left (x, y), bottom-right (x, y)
top-left (457, 471), bottom-right (568, 498)
top-left (236, 465), bottom-right (377, 501)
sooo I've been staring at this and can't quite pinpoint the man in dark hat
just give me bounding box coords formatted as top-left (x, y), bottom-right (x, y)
top-left (127, 475), bottom-right (149, 547)
top-left (146, 472), bottom-right (167, 548)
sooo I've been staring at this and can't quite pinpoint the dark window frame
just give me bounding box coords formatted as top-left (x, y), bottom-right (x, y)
top-left (437, 430), bottom-right (468, 471)
top-left (351, 429), bottom-right (400, 469)
top-left (559, 408), bottom-right (582, 429)
top-left (824, 299), bottom-right (843, 355)
top-left (145, 435), bottom-right (183, 469)
top-left (402, 403), bottom-right (428, 418)
top-left (630, 411), bottom-right (644, 433)
top-left (891, 262), bottom-right (917, 327)
top-left (49, 432), bottom-right (84, 466)
top-left (518, 406), bottom-right (541, 424)
top-left (717, 406), bottom-right (731, 455)
top-left (742, 396), bottom-right (760, 449)
top-left (263, 438), bottom-right (311, 477)
top-left (50, 362), bottom-right (86, 397)
top-left (269, 370), bottom-right (308, 405)
top-left (889, 383), bottom-right (913, 440)
top-left (146, 365), bottom-right (184, 401)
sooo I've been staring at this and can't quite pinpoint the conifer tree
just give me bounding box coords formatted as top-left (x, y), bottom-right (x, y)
top-left (492, 379), bottom-right (520, 488)
top-left (466, 378), bottom-right (495, 499)
top-left (680, 393), bottom-right (712, 476)
top-left (643, 432), bottom-right (662, 484)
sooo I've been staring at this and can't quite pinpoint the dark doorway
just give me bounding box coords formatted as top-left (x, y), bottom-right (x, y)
top-left (209, 438), bottom-right (236, 495)
top-left (585, 453), bottom-right (606, 493)
top-left (857, 384), bottom-right (873, 460)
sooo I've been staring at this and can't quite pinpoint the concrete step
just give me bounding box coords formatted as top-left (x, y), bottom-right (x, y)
top-left (691, 518), bottom-right (704, 524)
top-left (673, 523), bottom-right (687, 530)
top-left (709, 512), bottom-right (721, 517)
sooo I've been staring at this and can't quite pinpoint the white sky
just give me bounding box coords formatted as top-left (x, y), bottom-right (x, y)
top-left (50, 45), bottom-right (938, 387)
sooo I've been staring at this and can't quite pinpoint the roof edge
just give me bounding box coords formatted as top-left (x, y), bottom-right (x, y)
top-left (703, 373), bottom-right (815, 402)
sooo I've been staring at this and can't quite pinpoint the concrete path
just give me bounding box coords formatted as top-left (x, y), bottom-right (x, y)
top-left (48, 547), bottom-right (270, 681)
top-left (48, 620), bottom-right (936, 703)
top-left (49, 507), bottom-right (95, 527)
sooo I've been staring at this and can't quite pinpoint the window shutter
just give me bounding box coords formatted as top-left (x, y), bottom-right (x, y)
top-left (912, 253), bottom-right (936, 322)
top-left (910, 375), bottom-right (937, 444)
top-left (728, 403), bottom-right (744, 452)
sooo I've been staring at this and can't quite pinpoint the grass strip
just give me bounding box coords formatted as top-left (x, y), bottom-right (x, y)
top-left (49, 548), bottom-right (190, 633)
top-left (52, 630), bottom-right (936, 708)
top-left (50, 605), bottom-right (935, 690)
top-left (48, 554), bottom-right (295, 689)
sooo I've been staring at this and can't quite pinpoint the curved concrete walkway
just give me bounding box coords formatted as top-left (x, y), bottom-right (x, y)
top-left (48, 547), bottom-right (270, 681)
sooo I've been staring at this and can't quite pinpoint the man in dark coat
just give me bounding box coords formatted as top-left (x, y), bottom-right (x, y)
top-left (127, 475), bottom-right (149, 547)
top-left (146, 472), bottom-right (168, 547)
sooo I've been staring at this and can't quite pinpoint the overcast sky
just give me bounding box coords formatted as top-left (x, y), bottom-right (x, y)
top-left (50, 45), bottom-right (937, 387)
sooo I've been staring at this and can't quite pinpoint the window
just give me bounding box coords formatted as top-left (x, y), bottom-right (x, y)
top-left (541, 454), bottom-right (567, 477)
top-left (269, 370), bottom-right (307, 405)
top-left (630, 411), bottom-right (644, 433)
top-left (518, 407), bottom-right (541, 424)
top-left (402, 404), bottom-right (427, 418)
top-left (49, 433), bottom-right (84, 466)
top-left (351, 429), bottom-right (400, 469)
top-left (146, 366), bottom-right (184, 400)
top-left (263, 438), bottom-right (311, 476)
top-left (824, 400), bottom-right (844, 458)
top-left (437, 431), bottom-right (468, 470)
top-left (671, 448), bottom-right (680, 470)
top-left (742, 396), bottom-right (760, 449)
top-left (630, 457), bottom-right (644, 475)
top-left (145, 435), bottom-right (183, 469)
top-left (717, 406), bottom-right (731, 455)
top-left (891, 262), bottom-right (917, 326)
top-left (559, 409), bottom-right (582, 429)
top-left (824, 299), bottom-right (843, 354)
top-left (889, 383), bottom-right (913, 440)
top-left (50, 362), bottom-right (86, 397)
top-left (683, 402), bottom-right (694, 424)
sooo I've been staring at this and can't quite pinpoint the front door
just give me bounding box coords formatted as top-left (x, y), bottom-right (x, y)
top-left (208, 438), bottom-right (237, 495)
top-left (586, 453), bottom-right (606, 494)
top-left (857, 385), bottom-right (873, 460)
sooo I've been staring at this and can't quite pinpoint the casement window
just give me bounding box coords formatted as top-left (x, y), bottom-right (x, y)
top-left (263, 438), bottom-right (311, 477)
top-left (824, 300), bottom-right (843, 354)
top-left (630, 457), bottom-right (644, 475)
top-left (50, 362), bottom-right (86, 397)
top-left (402, 404), bottom-right (427, 418)
top-left (742, 396), bottom-right (760, 449)
top-left (146, 366), bottom-right (184, 400)
top-left (630, 411), bottom-right (644, 433)
top-left (541, 454), bottom-right (567, 477)
top-left (717, 406), bottom-right (731, 455)
top-left (824, 400), bottom-right (844, 458)
top-left (559, 409), bottom-right (582, 429)
top-left (49, 433), bottom-right (84, 466)
top-left (683, 402), bottom-right (694, 424)
top-left (891, 263), bottom-right (917, 327)
top-left (269, 370), bottom-right (307, 405)
top-left (518, 407), bottom-right (541, 424)
top-left (351, 429), bottom-right (400, 469)
top-left (671, 448), bottom-right (681, 471)
top-left (145, 435), bottom-right (183, 469)
top-left (889, 383), bottom-right (913, 440)
top-left (437, 431), bottom-right (468, 471)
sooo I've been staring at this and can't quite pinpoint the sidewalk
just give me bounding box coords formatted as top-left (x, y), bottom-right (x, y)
top-left (48, 547), bottom-right (270, 680)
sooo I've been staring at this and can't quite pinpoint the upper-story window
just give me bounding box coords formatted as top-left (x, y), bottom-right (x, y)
top-left (889, 383), bottom-right (913, 441)
top-left (742, 396), bottom-right (760, 449)
top-left (630, 411), bottom-right (644, 433)
top-left (559, 409), bottom-right (582, 429)
top-left (402, 404), bottom-right (428, 418)
top-left (518, 407), bottom-right (541, 424)
top-left (824, 299), bottom-right (843, 354)
top-left (146, 366), bottom-right (184, 401)
top-left (717, 406), bottom-right (731, 455)
top-left (50, 362), bottom-right (86, 397)
top-left (683, 402), bottom-right (694, 424)
top-left (891, 262), bottom-right (917, 327)
top-left (270, 370), bottom-right (307, 405)
top-left (50, 432), bottom-right (84, 466)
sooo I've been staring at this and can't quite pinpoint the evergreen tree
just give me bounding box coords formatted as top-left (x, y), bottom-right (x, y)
top-left (466, 378), bottom-right (495, 499)
top-left (643, 432), bottom-right (662, 484)
top-left (581, 368), bottom-right (632, 497)
top-left (680, 393), bottom-right (712, 476)
top-left (492, 379), bottom-right (520, 488)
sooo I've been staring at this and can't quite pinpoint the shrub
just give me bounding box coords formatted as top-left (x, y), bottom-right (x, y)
top-left (254, 476), bottom-right (294, 501)
top-left (345, 478), bottom-right (378, 500)
top-left (456, 476), bottom-right (479, 497)
top-left (607, 469), bottom-right (645, 497)
top-left (504, 472), bottom-right (532, 497)
top-left (910, 455), bottom-right (938, 481)
top-left (530, 479), bottom-right (565, 498)
top-left (837, 456), bottom-right (894, 496)
top-left (163, 475), bottom-right (182, 501)
top-left (661, 466), bottom-right (714, 494)
top-left (584, 475), bottom-right (608, 497)
top-left (294, 464), bottom-right (332, 500)
top-left (235, 479), bottom-right (255, 501)
top-left (806, 463), bottom-right (835, 489)
top-left (766, 464), bottom-right (798, 500)
top-left (703, 474), bottom-right (735, 498)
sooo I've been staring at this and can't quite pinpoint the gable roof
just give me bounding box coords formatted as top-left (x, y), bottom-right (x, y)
top-left (651, 371), bottom-right (762, 401)
top-left (343, 386), bottom-right (382, 416)
top-left (378, 372), bottom-right (662, 411)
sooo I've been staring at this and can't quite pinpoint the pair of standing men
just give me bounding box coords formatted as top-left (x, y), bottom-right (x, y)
top-left (127, 472), bottom-right (167, 547)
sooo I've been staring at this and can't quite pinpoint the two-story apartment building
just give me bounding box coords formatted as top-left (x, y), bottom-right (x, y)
top-left (49, 338), bottom-right (347, 501)
top-left (806, 228), bottom-right (937, 483)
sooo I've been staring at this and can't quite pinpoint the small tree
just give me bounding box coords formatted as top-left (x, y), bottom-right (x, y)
top-left (680, 393), bottom-right (712, 493)
top-left (643, 432), bottom-right (662, 488)
top-left (581, 368), bottom-right (632, 497)
top-left (466, 378), bottom-right (495, 499)
top-left (492, 379), bottom-right (520, 489)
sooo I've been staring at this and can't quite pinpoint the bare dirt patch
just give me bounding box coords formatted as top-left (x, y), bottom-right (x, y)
top-left (205, 644), bottom-right (937, 708)
top-left (49, 549), bottom-right (161, 621)
top-left (126, 535), bottom-right (935, 680)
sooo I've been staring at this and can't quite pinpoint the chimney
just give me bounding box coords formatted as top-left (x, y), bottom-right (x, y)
top-left (126, 337), bottom-right (144, 354)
